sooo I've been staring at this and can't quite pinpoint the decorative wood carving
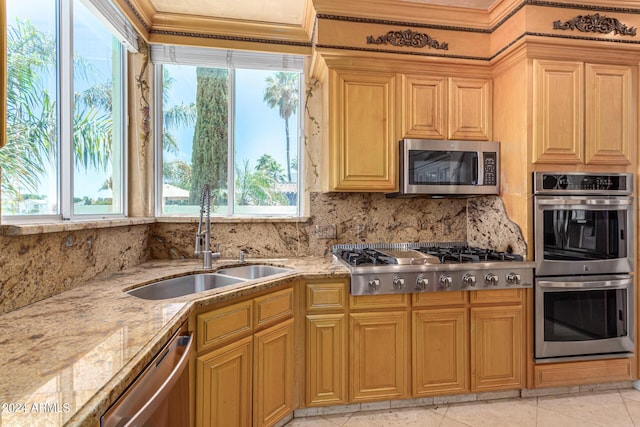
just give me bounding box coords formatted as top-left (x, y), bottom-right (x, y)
top-left (553, 13), bottom-right (637, 37)
top-left (366, 29), bottom-right (448, 50)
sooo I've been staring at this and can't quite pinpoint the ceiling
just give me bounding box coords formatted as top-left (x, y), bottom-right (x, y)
top-left (147, 0), bottom-right (500, 28)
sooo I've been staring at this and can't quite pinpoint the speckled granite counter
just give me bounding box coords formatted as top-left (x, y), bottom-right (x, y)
top-left (0, 256), bottom-right (347, 427)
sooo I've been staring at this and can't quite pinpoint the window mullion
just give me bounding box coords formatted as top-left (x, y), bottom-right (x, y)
top-left (59, 0), bottom-right (74, 219)
top-left (226, 69), bottom-right (235, 216)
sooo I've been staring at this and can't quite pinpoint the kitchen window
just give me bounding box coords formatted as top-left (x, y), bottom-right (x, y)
top-left (152, 45), bottom-right (303, 217)
top-left (1, 0), bottom-right (136, 221)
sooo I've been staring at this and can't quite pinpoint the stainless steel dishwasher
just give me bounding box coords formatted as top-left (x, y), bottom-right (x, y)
top-left (101, 322), bottom-right (193, 427)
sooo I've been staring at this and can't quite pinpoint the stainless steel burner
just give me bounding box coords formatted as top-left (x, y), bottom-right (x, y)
top-left (333, 242), bottom-right (534, 295)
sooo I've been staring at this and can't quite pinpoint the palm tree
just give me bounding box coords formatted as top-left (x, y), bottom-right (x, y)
top-left (263, 72), bottom-right (298, 183)
top-left (235, 159), bottom-right (286, 206)
top-left (2, 18), bottom-right (113, 210)
top-left (256, 154), bottom-right (285, 183)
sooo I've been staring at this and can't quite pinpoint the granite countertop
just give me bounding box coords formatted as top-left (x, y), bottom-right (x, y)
top-left (0, 256), bottom-right (348, 427)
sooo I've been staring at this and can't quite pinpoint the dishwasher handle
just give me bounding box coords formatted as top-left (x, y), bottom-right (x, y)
top-left (101, 328), bottom-right (193, 427)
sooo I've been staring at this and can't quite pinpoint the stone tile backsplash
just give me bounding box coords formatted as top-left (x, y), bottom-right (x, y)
top-left (1, 193), bottom-right (525, 314)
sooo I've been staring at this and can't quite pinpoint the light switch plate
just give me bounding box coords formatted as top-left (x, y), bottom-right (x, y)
top-left (315, 224), bottom-right (337, 239)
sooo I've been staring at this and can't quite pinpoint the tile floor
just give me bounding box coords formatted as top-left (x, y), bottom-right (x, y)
top-left (286, 388), bottom-right (640, 426)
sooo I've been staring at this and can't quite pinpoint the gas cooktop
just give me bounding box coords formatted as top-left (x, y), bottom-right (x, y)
top-left (333, 242), bottom-right (534, 295)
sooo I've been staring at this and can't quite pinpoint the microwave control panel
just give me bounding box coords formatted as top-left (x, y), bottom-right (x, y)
top-left (483, 153), bottom-right (497, 186)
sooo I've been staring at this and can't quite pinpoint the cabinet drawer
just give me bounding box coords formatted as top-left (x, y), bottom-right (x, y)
top-left (306, 280), bottom-right (347, 311)
top-left (350, 293), bottom-right (409, 310)
top-left (197, 300), bottom-right (253, 353)
top-left (253, 287), bottom-right (294, 330)
top-left (412, 291), bottom-right (467, 308)
top-left (470, 289), bottom-right (524, 305)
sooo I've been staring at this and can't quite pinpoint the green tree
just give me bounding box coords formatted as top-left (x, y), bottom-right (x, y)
top-left (256, 154), bottom-right (285, 183)
top-left (163, 160), bottom-right (192, 190)
top-left (162, 68), bottom-right (196, 155)
top-left (189, 67), bottom-right (229, 204)
top-left (1, 18), bottom-right (113, 210)
top-left (263, 72), bottom-right (298, 183)
top-left (235, 159), bottom-right (285, 206)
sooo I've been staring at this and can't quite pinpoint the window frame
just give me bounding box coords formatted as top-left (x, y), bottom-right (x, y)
top-left (152, 48), bottom-right (305, 218)
top-left (1, 0), bottom-right (130, 223)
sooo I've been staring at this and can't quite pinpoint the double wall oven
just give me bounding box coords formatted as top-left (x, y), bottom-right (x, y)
top-left (533, 172), bottom-right (634, 362)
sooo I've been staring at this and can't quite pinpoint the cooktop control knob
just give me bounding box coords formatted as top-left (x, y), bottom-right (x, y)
top-left (506, 273), bottom-right (521, 286)
top-left (484, 273), bottom-right (499, 287)
top-left (368, 277), bottom-right (381, 291)
top-left (393, 276), bottom-right (406, 290)
top-left (439, 275), bottom-right (453, 289)
top-left (462, 274), bottom-right (476, 288)
top-left (416, 276), bottom-right (429, 290)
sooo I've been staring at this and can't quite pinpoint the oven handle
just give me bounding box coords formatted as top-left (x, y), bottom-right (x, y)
top-left (537, 277), bottom-right (633, 289)
top-left (536, 198), bottom-right (633, 206)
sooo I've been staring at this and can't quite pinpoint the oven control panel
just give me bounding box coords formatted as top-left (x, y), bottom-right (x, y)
top-left (534, 172), bottom-right (632, 195)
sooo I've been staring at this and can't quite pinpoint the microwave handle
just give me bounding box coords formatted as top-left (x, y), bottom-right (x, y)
top-left (473, 153), bottom-right (478, 184)
top-left (537, 277), bottom-right (633, 289)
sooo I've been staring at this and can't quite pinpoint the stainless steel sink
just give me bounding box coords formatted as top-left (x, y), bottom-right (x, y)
top-left (215, 265), bottom-right (292, 280)
top-left (126, 273), bottom-right (245, 300)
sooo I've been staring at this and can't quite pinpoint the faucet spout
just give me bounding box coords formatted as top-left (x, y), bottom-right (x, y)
top-left (195, 184), bottom-right (219, 269)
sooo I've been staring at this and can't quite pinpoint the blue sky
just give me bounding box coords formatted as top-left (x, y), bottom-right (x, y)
top-left (164, 66), bottom-right (300, 182)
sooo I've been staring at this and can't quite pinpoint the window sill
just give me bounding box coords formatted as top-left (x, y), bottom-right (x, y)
top-left (0, 216), bottom-right (310, 236)
top-left (155, 216), bottom-right (310, 224)
top-left (0, 217), bottom-right (156, 236)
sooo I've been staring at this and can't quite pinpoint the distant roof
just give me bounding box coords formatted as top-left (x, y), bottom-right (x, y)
top-left (163, 183), bottom-right (190, 199)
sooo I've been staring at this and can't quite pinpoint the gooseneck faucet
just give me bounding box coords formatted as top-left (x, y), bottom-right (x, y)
top-left (195, 184), bottom-right (220, 269)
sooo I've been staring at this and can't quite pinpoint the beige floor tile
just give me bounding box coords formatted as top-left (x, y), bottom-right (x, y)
top-left (621, 389), bottom-right (640, 425)
top-left (287, 417), bottom-right (338, 426)
top-left (444, 399), bottom-right (536, 427)
top-left (620, 388), bottom-right (640, 402)
top-left (536, 390), bottom-right (633, 427)
top-left (322, 413), bottom-right (354, 426)
top-left (535, 407), bottom-right (600, 427)
top-left (342, 407), bottom-right (445, 427)
top-left (440, 416), bottom-right (474, 427)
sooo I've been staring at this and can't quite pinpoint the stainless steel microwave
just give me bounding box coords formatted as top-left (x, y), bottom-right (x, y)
top-left (388, 139), bottom-right (500, 197)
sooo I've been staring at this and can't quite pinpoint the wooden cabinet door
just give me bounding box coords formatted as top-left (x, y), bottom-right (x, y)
top-left (585, 63), bottom-right (634, 165)
top-left (306, 313), bottom-right (347, 406)
top-left (253, 318), bottom-right (294, 427)
top-left (328, 69), bottom-right (398, 191)
top-left (470, 305), bottom-right (524, 391)
top-left (448, 77), bottom-right (492, 140)
top-left (196, 336), bottom-right (252, 427)
top-left (412, 308), bottom-right (468, 396)
top-left (403, 75), bottom-right (446, 139)
top-left (532, 59), bottom-right (584, 164)
top-left (350, 311), bottom-right (409, 401)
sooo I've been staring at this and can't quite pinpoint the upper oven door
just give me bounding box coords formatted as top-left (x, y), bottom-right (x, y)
top-left (400, 139), bottom-right (499, 195)
top-left (534, 196), bottom-right (634, 276)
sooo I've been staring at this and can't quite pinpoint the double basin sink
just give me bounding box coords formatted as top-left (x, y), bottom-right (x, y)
top-left (126, 265), bottom-right (293, 300)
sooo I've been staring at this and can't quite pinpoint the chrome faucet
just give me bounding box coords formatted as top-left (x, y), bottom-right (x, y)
top-left (239, 249), bottom-right (248, 263)
top-left (195, 184), bottom-right (220, 269)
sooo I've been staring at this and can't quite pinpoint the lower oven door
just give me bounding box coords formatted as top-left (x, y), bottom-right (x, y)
top-left (535, 275), bottom-right (634, 360)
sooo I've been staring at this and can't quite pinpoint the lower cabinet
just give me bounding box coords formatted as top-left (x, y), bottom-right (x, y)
top-left (196, 336), bottom-right (253, 427)
top-left (306, 313), bottom-right (347, 406)
top-left (350, 311), bottom-right (409, 401)
top-left (253, 319), bottom-right (295, 427)
top-left (470, 305), bottom-right (524, 391)
top-left (412, 307), bottom-right (468, 395)
top-left (195, 287), bottom-right (295, 427)
top-left (412, 290), bottom-right (525, 396)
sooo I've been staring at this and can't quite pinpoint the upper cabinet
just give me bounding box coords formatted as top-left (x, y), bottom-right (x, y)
top-left (533, 59), bottom-right (635, 166)
top-left (400, 75), bottom-right (494, 141)
top-left (322, 66), bottom-right (493, 192)
top-left (326, 69), bottom-right (399, 192)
